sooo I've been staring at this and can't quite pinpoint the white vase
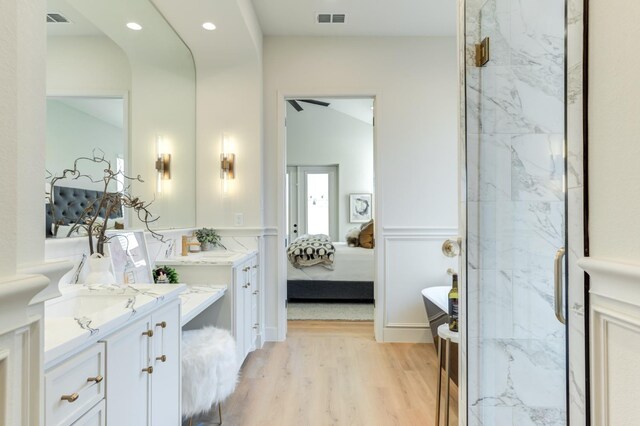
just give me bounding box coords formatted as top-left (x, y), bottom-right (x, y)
top-left (85, 253), bottom-right (117, 285)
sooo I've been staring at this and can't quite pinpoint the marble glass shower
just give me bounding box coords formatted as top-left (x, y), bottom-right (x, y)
top-left (465, 0), bottom-right (567, 424)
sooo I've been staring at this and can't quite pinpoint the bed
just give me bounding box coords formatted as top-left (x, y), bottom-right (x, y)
top-left (287, 242), bottom-right (374, 302)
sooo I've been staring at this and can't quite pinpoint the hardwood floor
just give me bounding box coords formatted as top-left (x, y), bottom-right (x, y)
top-left (190, 321), bottom-right (458, 426)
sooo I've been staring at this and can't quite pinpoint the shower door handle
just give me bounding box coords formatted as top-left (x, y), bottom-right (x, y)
top-left (554, 247), bottom-right (566, 324)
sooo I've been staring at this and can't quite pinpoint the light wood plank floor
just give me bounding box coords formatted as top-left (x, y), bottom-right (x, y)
top-left (189, 321), bottom-right (458, 426)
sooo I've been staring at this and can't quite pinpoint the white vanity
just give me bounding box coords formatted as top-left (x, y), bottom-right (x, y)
top-left (41, 247), bottom-right (259, 425)
top-left (162, 250), bottom-right (261, 364)
top-left (44, 284), bottom-right (185, 426)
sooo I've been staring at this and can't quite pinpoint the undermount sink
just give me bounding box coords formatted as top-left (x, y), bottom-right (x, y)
top-left (46, 294), bottom-right (136, 318)
top-left (45, 285), bottom-right (164, 320)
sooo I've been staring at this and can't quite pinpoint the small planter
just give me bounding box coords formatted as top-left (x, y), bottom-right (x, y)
top-left (201, 242), bottom-right (214, 251)
top-left (85, 253), bottom-right (116, 285)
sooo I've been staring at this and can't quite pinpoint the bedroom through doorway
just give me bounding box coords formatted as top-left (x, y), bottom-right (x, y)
top-left (285, 97), bottom-right (375, 324)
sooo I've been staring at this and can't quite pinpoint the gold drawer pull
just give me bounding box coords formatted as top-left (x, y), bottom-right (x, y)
top-left (142, 366), bottom-right (154, 374)
top-left (87, 375), bottom-right (103, 384)
top-left (142, 329), bottom-right (154, 337)
top-left (156, 355), bottom-right (167, 363)
top-left (156, 321), bottom-right (167, 329)
top-left (253, 290), bottom-right (259, 295)
top-left (252, 265), bottom-right (258, 269)
top-left (61, 393), bottom-right (79, 403)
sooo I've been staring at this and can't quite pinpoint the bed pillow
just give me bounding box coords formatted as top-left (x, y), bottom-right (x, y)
top-left (287, 234), bottom-right (336, 269)
top-left (345, 227), bottom-right (361, 247)
top-left (359, 220), bottom-right (375, 249)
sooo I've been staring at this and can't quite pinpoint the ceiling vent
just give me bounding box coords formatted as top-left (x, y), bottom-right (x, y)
top-left (46, 13), bottom-right (70, 23)
top-left (316, 13), bottom-right (346, 24)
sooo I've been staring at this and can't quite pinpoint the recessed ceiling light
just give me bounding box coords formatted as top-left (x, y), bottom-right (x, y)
top-left (126, 22), bottom-right (142, 31)
top-left (202, 22), bottom-right (216, 31)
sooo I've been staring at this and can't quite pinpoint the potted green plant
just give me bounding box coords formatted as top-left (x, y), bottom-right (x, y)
top-left (194, 228), bottom-right (221, 251)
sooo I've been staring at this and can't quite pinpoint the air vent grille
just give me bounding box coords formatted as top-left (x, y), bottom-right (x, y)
top-left (47, 13), bottom-right (70, 23)
top-left (316, 13), bottom-right (346, 24)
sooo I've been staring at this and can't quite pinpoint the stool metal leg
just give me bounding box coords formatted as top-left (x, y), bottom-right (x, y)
top-left (435, 335), bottom-right (443, 426)
top-left (218, 402), bottom-right (223, 425)
top-left (445, 338), bottom-right (451, 426)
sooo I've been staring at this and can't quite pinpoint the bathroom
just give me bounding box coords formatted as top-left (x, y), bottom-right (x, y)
top-left (1, 0), bottom-right (639, 425)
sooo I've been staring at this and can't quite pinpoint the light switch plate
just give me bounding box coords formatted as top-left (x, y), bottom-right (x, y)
top-left (234, 213), bottom-right (244, 226)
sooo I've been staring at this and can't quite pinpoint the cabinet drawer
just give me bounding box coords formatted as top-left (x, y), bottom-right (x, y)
top-left (72, 400), bottom-right (105, 426)
top-left (45, 343), bottom-right (105, 426)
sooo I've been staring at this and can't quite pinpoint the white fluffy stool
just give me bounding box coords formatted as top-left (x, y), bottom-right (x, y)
top-left (182, 327), bottom-right (239, 425)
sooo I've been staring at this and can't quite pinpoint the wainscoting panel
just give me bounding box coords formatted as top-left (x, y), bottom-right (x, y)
top-left (383, 228), bottom-right (458, 342)
top-left (579, 258), bottom-right (640, 425)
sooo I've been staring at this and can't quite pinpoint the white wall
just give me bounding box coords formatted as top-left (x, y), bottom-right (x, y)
top-left (589, 1), bottom-right (640, 262)
top-left (263, 36), bottom-right (459, 341)
top-left (195, 61), bottom-right (264, 228)
top-left (286, 103), bottom-right (374, 241)
top-left (47, 36), bottom-right (131, 93)
top-left (46, 100), bottom-right (124, 190)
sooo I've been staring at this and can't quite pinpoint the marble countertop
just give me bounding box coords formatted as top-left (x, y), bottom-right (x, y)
top-left (180, 284), bottom-right (227, 326)
top-left (44, 283), bottom-right (185, 369)
top-left (159, 249), bottom-right (257, 267)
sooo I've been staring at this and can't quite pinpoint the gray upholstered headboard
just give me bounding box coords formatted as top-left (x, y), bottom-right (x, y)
top-left (45, 185), bottom-right (123, 237)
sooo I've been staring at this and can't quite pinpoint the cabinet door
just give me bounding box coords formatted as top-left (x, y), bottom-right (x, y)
top-left (250, 259), bottom-right (259, 349)
top-left (103, 317), bottom-right (152, 426)
top-left (242, 266), bottom-right (253, 358)
top-left (150, 301), bottom-right (181, 426)
top-left (233, 262), bottom-right (247, 363)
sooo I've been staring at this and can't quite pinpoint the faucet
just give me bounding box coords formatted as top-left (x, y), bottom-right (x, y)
top-left (181, 234), bottom-right (201, 256)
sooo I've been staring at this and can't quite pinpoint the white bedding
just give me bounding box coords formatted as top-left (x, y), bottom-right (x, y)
top-left (287, 242), bottom-right (374, 282)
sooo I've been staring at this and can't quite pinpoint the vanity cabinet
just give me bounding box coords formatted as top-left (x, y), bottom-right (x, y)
top-left (174, 251), bottom-right (260, 365)
top-left (103, 299), bottom-right (180, 426)
top-left (44, 342), bottom-right (106, 426)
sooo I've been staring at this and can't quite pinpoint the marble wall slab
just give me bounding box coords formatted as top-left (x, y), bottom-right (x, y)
top-left (464, 0), bottom-right (574, 424)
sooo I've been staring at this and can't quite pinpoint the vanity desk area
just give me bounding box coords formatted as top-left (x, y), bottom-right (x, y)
top-left (41, 244), bottom-right (261, 425)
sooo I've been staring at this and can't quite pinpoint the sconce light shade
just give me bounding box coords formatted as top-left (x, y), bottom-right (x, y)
top-left (220, 153), bottom-right (235, 179)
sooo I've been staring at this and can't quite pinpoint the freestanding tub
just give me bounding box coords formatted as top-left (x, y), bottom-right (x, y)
top-left (422, 286), bottom-right (458, 384)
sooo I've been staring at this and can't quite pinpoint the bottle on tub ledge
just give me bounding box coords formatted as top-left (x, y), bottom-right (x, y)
top-left (448, 273), bottom-right (459, 332)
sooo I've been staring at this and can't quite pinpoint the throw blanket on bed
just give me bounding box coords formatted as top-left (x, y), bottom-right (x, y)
top-left (287, 234), bottom-right (336, 269)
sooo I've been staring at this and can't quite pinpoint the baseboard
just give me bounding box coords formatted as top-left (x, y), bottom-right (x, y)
top-left (264, 326), bottom-right (281, 342)
top-left (382, 326), bottom-right (433, 343)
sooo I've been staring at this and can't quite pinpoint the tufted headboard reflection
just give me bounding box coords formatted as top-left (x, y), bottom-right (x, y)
top-left (46, 185), bottom-right (123, 237)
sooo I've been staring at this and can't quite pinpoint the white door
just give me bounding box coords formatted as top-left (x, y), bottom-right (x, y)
top-left (288, 165), bottom-right (338, 241)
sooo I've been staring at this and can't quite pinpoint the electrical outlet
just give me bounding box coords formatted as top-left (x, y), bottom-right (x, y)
top-left (234, 213), bottom-right (244, 226)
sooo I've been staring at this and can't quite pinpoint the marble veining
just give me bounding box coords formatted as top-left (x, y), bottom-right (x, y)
top-left (465, 0), bottom-right (568, 424)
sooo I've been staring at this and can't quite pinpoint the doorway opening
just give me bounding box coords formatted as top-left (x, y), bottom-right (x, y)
top-left (284, 97), bottom-right (376, 325)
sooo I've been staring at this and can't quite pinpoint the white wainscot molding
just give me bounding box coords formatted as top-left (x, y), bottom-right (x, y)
top-left (578, 257), bottom-right (640, 426)
top-left (382, 227), bottom-right (458, 343)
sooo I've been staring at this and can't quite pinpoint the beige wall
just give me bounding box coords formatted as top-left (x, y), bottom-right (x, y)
top-left (589, 2), bottom-right (640, 262)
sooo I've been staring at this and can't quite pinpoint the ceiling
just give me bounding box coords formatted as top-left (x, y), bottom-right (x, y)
top-left (250, 0), bottom-right (456, 36)
top-left (50, 97), bottom-right (124, 129)
top-left (47, 0), bottom-right (103, 37)
top-left (288, 98), bottom-right (374, 125)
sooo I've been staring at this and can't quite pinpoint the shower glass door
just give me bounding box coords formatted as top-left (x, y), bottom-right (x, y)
top-left (464, 0), bottom-right (567, 424)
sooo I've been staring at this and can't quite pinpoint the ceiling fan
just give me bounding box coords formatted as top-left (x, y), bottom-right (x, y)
top-left (287, 99), bottom-right (330, 112)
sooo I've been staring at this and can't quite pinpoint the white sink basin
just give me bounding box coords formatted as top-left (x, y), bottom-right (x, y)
top-left (46, 294), bottom-right (136, 318)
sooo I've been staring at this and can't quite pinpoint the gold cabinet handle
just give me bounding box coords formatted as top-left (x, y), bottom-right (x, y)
top-left (252, 265), bottom-right (258, 269)
top-left (61, 393), bottom-right (79, 403)
top-left (142, 329), bottom-right (154, 337)
top-left (252, 324), bottom-right (259, 330)
top-left (253, 290), bottom-right (259, 295)
top-left (87, 375), bottom-right (103, 384)
top-left (156, 355), bottom-right (167, 363)
top-left (156, 321), bottom-right (167, 329)
top-left (142, 366), bottom-right (154, 374)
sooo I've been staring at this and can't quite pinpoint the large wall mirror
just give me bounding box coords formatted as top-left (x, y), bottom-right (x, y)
top-left (46, 0), bottom-right (196, 238)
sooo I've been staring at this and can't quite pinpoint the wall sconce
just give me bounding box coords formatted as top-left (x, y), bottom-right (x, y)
top-left (155, 135), bottom-right (171, 193)
top-left (220, 153), bottom-right (235, 180)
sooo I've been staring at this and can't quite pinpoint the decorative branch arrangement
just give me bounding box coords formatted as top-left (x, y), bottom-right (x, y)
top-left (46, 150), bottom-right (164, 255)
